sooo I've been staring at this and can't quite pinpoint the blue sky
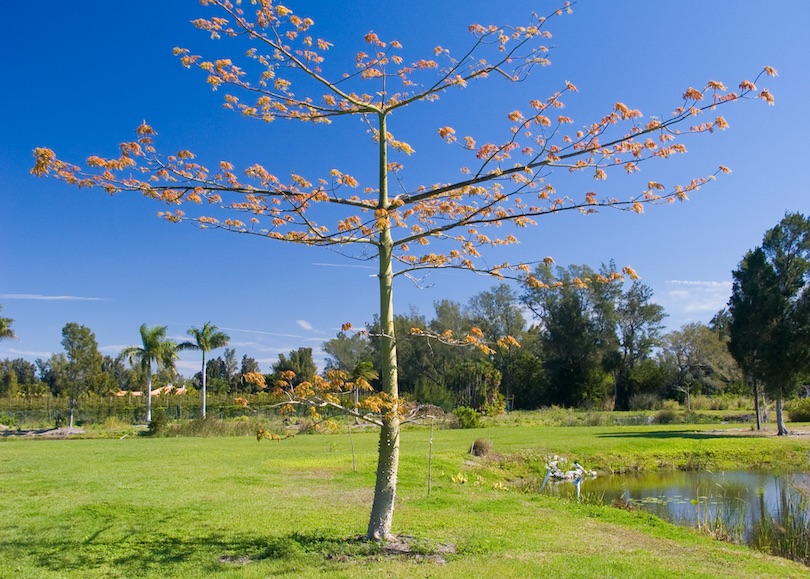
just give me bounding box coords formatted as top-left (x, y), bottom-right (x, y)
top-left (1, 1), bottom-right (807, 375)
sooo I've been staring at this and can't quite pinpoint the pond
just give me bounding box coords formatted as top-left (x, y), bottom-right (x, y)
top-left (540, 470), bottom-right (810, 542)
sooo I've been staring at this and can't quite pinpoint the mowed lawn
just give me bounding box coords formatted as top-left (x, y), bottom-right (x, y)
top-left (1, 424), bottom-right (809, 578)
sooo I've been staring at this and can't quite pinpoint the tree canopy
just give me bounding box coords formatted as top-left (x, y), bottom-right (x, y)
top-left (728, 212), bottom-right (810, 435)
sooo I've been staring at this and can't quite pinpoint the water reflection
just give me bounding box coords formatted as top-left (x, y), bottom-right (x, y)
top-left (541, 470), bottom-right (810, 542)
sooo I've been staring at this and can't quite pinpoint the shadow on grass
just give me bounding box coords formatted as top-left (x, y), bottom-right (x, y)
top-left (596, 430), bottom-right (754, 441)
top-left (7, 528), bottom-right (443, 575)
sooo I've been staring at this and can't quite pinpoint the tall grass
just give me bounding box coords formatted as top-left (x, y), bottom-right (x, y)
top-left (751, 482), bottom-right (810, 565)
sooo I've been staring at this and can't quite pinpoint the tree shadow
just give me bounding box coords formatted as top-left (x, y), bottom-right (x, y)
top-left (596, 430), bottom-right (758, 441)
top-left (6, 528), bottom-right (447, 575)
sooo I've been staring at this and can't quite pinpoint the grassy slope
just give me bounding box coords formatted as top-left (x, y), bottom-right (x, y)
top-left (0, 424), bottom-right (808, 578)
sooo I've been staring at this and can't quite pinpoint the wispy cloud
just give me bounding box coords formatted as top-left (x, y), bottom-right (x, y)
top-left (100, 344), bottom-right (132, 353)
top-left (296, 320), bottom-right (313, 331)
top-left (220, 327), bottom-right (307, 340)
top-left (0, 293), bottom-right (108, 301)
top-left (661, 280), bottom-right (732, 317)
top-left (4, 348), bottom-right (53, 358)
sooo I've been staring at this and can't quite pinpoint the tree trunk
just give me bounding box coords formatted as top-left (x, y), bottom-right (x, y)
top-left (145, 365), bottom-right (152, 423)
top-left (69, 396), bottom-right (75, 429)
top-left (752, 379), bottom-right (762, 430)
top-left (201, 351), bottom-right (207, 419)
top-left (775, 394), bottom-right (789, 436)
top-left (367, 114), bottom-right (400, 542)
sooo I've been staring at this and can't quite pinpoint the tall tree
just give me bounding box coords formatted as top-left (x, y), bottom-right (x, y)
top-left (728, 213), bottom-right (810, 435)
top-left (614, 282), bottom-right (667, 410)
top-left (522, 264), bottom-right (618, 407)
top-left (31, 1), bottom-right (774, 540)
top-left (122, 324), bottom-right (178, 423)
top-left (61, 322), bottom-right (104, 428)
top-left (179, 322), bottom-right (230, 419)
top-left (0, 306), bottom-right (16, 341)
top-left (467, 284), bottom-right (526, 406)
top-left (272, 347), bottom-right (317, 385)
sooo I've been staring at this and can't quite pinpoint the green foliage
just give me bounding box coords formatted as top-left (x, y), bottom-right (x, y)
top-left (453, 406), bottom-right (481, 429)
top-left (146, 407), bottom-right (167, 436)
top-left (729, 213), bottom-right (810, 412)
top-left (0, 411), bottom-right (18, 428)
top-left (522, 264), bottom-right (617, 408)
top-left (787, 398), bottom-right (810, 422)
top-left (629, 392), bottom-right (662, 411)
top-left (272, 347), bottom-right (317, 385)
top-left (413, 378), bottom-right (455, 411)
top-left (0, 305), bottom-right (15, 341)
top-left (481, 393), bottom-right (506, 416)
top-left (654, 401), bottom-right (682, 425)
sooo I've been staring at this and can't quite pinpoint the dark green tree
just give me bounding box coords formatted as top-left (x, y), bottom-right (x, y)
top-left (179, 322), bottom-right (230, 419)
top-left (61, 322), bottom-right (104, 428)
top-left (467, 284), bottom-right (526, 407)
top-left (614, 282), bottom-right (667, 410)
top-left (272, 347), bottom-right (317, 386)
top-left (522, 264), bottom-right (617, 407)
top-left (728, 213), bottom-right (810, 435)
top-left (323, 331), bottom-right (375, 373)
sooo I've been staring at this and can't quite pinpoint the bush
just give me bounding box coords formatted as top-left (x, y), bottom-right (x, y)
top-left (0, 412), bottom-right (18, 428)
top-left (470, 438), bottom-right (492, 457)
top-left (453, 406), bottom-right (481, 429)
top-left (654, 400), bottom-right (682, 425)
top-left (787, 398), bottom-right (810, 422)
top-left (628, 393), bottom-right (661, 411)
top-left (146, 408), bottom-right (167, 436)
top-left (481, 394), bottom-right (506, 416)
top-left (583, 412), bottom-right (611, 426)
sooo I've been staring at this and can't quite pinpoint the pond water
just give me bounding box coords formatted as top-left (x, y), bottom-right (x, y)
top-left (540, 470), bottom-right (810, 540)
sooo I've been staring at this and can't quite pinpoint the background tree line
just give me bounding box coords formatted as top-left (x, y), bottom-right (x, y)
top-left (2, 212), bottom-right (807, 421)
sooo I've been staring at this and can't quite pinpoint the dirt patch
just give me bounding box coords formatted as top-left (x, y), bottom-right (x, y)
top-left (0, 427), bottom-right (85, 439)
top-left (704, 427), bottom-right (809, 437)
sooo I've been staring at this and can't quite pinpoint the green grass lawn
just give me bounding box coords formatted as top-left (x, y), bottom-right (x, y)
top-left (1, 423), bottom-right (809, 578)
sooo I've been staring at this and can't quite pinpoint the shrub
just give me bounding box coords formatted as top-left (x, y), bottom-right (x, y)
top-left (471, 438), bottom-right (492, 457)
top-left (0, 412), bottom-right (18, 428)
top-left (146, 408), bottom-right (167, 436)
top-left (628, 393), bottom-right (661, 411)
top-left (787, 398), bottom-right (810, 422)
top-left (654, 400), bottom-right (682, 425)
top-left (583, 412), bottom-right (611, 426)
top-left (689, 395), bottom-right (712, 411)
top-left (481, 394), bottom-right (506, 416)
top-left (453, 406), bottom-right (481, 429)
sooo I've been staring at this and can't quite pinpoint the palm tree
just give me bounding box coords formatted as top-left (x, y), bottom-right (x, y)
top-left (179, 322), bottom-right (230, 419)
top-left (0, 306), bottom-right (16, 341)
top-left (122, 324), bottom-right (178, 423)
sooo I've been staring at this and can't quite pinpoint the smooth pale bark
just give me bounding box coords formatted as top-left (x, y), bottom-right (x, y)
top-left (201, 350), bottom-right (207, 419)
top-left (367, 113), bottom-right (400, 541)
top-left (367, 239), bottom-right (400, 541)
top-left (145, 364), bottom-right (153, 423)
